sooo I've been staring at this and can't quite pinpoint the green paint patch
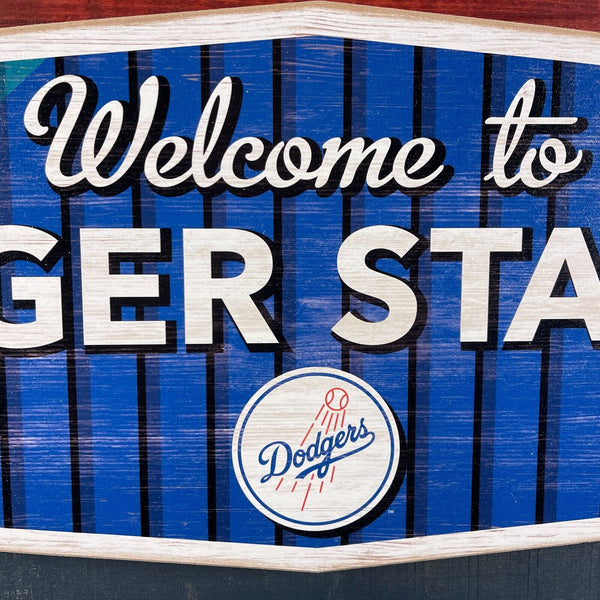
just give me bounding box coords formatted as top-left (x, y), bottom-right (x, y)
top-left (1, 59), bottom-right (45, 99)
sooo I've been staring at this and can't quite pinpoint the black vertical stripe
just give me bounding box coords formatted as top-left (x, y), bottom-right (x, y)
top-left (129, 51), bottom-right (143, 230)
top-left (407, 46), bottom-right (435, 538)
top-left (339, 37), bottom-right (356, 547)
top-left (405, 46), bottom-right (423, 539)
top-left (537, 345), bottom-right (550, 524)
top-left (55, 56), bottom-right (84, 534)
top-left (198, 46), bottom-right (231, 541)
top-left (536, 61), bottom-right (563, 525)
top-left (128, 51), bottom-right (151, 538)
top-left (201, 46), bottom-right (218, 542)
top-left (205, 46), bottom-right (229, 543)
top-left (205, 349), bottom-right (217, 542)
top-left (471, 54), bottom-right (494, 531)
top-left (471, 350), bottom-right (484, 530)
top-left (479, 55), bottom-right (493, 231)
top-left (273, 40), bottom-right (282, 146)
top-left (546, 61), bottom-right (563, 237)
top-left (273, 39), bottom-right (283, 381)
top-left (272, 38), bottom-right (297, 547)
top-left (340, 39), bottom-right (353, 378)
top-left (200, 46), bottom-right (213, 233)
top-left (272, 39), bottom-right (285, 547)
top-left (136, 353), bottom-right (150, 536)
top-left (343, 39), bottom-right (367, 546)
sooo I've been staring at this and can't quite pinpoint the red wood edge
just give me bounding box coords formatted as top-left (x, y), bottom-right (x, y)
top-left (2, 0), bottom-right (599, 34)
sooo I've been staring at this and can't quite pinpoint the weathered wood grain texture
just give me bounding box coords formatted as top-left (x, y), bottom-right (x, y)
top-left (0, 542), bottom-right (599, 599)
top-left (0, 1), bottom-right (599, 597)
top-left (2, 3), bottom-right (600, 63)
top-left (1, 0), bottom-right (599, 33)
top-left (0, 2), bottom-right (596, 563)
top-left (0, 517), bottom-right (599, 572)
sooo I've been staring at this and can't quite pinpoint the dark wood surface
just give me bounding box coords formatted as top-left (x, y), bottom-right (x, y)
top-left (0, 542), bottom-right (599, 600)
top-left (1, 0), bottom-right (598, 32)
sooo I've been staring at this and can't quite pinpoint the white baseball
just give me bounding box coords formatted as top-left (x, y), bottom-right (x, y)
top-left (325, 387), bottom-right (349, 411)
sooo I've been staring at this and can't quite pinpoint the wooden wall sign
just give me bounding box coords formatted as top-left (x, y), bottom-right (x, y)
top-left (1, 2), bottom-right (600, 594)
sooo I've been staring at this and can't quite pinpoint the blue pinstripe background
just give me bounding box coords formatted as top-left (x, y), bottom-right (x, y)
top-left (0, 38), bottom-right (598, 546)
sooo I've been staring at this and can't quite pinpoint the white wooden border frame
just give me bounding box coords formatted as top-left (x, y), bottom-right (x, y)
top-left (0, 518), bottom-right (599, 572)
top-left (0, 0), bottom-right (598, 572)
top-left (0, 1), bottom-right (599, 65)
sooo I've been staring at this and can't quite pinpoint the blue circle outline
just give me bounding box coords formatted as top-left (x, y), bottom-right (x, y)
top-left (235, 370), bottom-right (398, 528)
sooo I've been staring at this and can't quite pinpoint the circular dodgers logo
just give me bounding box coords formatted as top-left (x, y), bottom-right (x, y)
top-left (232, 367), bottom-right (401, 533)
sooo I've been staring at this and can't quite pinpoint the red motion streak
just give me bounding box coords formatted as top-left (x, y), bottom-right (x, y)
top-left (300, 422), bottom-right (314, 447)
top-left (325, 412), bottom-right (334, 434)
top-left (301, 483), bottom-right (312, 511)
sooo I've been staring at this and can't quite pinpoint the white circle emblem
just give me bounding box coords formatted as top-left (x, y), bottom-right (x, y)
top-left (232, 367), bottom-right (401, 532)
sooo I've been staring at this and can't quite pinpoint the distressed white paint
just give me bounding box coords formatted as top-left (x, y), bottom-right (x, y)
top-left (0, 2), bottom-right (598, 65)
top-left (0, 517), bottom-right (598, 572)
